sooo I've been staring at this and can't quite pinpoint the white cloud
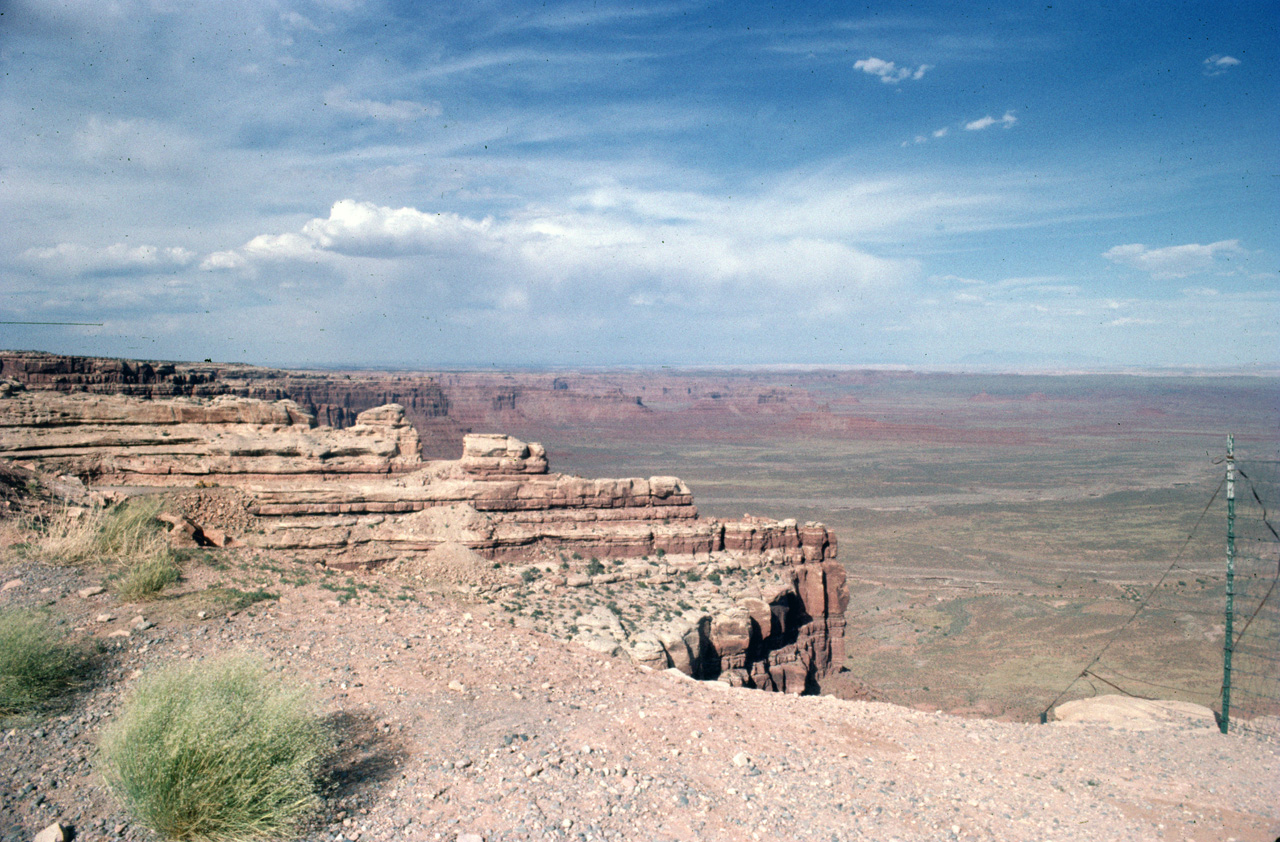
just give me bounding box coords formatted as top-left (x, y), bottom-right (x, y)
top-left (199, 251), bottom-right (248, 271)
top-left (242, 232), bottom-right (324, 261)
top-left (903, 125), bottom-right (951, 146)
top-left (1203, 54), bottom-right (1241, 76)
top-left (300, 200), bottom-right (496, 256)
top-left (1103, 240), bottom-right (1247, 279)
top-left (854, 57), bottom-right (931, 84)
top-left (324, 87), bottom-right (443, 122)
top-left (210, 194), bottom-right (919, 314)
top-left (22, 242), bottom-right (196, 276)
top-left (964, 111), bottom-right (1017, 131)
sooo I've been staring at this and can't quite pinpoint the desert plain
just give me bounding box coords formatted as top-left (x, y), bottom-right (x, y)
top-left (461, 368), bottom-right (1279, 721)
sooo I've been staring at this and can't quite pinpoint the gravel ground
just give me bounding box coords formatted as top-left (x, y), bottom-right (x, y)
top-left (2, 555), bottom-right (1278, 842)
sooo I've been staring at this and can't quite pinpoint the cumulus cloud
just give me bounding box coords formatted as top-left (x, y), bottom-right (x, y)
top-left (207, 196), bottom-right (918, 316)
top-left (242, 232), bottom-right (322, 261)
top-left (324, 87), bottom-right (443, 122)
top-left (300, 200), bottom-right (496, 256)
top-left (964, 111), bottom-right (1017, 131)
top-left (22, 242), bottom-right (196, 276)
top-left (854, 57), bottom-right (931, 84)
top-left (199, 251), bottom-right (247, 271)
top-left (1203, 54), bottom-right (1241, 76)
top-left (1103, 240), bottom-right (1246, 279)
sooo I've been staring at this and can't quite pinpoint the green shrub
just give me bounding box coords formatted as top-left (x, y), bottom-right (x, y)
top-left (100, 656), bottom-right (332, 842)
top-left (113, 555), bottom-right (182, 601)
top-left (0, 608), bottom-right (87, 717)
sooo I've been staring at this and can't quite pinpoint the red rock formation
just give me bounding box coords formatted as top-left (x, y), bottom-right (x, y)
top-left (0, 351), bottom-right (458, 455)
top-left (0, 385), bottom-right (848, 693)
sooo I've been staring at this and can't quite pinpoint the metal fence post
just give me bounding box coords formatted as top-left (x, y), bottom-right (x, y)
top-left (1220, 434), bottom-right (1235, 734)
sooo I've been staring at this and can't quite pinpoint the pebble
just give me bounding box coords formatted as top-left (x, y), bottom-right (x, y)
top-left (1, 557), bottom-right (1274, 842)
top-left (33, 822), bottom-right (68, 842)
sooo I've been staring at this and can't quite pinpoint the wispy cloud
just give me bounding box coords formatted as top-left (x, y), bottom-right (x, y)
top-left (854, 57), bottom-right (931, 84)
top-left (1103, 240), bottom-right (1247, 279)
top-left (323, 87), bottom-right (443, 122)
top-left (1203, 54), bottom-right (1241, 76)
top-left (74, 116), bottom-right (199, 171)
top-left (964, 111), bottom-right (1017, 131)
top-left (22, 243), bottom-right (196, 276)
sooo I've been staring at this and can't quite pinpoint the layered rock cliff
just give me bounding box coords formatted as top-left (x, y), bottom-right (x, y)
top-left (0, 351), bottom-right (459, 455)
top-left (0, 352), bottom-right (653, 459)
top-left (0, 382), bottom-right (847, 693)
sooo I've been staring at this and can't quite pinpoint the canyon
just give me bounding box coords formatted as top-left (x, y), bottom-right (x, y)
top-left (0, 367), bottom-right (846, 694)
top-left (4, 350), bottom-right (1277, 719)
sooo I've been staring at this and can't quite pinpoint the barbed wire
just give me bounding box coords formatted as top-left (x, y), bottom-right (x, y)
top-left (1038, 475), bottom-right (1226, 719)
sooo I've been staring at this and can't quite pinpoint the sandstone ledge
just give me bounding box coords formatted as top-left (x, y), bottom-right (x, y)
top-left (0, 387), bottom-right (848, 693)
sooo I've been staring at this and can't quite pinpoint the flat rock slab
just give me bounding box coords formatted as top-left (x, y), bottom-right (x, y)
top-left (1054, 694), bottom-right (1217, 730)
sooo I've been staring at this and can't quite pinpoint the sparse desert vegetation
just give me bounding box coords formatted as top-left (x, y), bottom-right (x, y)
top-left (99, 655), bottom-right (331, 842)
top-left (0, 607), bottom-right (89, 718)
top-left (34, 499), bottom-right (183, 602)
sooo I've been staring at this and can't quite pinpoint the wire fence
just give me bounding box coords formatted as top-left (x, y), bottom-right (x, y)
top-left (1223, 446), bottom-right (1280, 730)
top-left (1040, 438), bottom-right (1279, 733)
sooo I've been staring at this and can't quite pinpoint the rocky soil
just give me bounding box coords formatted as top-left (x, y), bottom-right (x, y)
top-left (2, 552), bottom-right (1278, 842)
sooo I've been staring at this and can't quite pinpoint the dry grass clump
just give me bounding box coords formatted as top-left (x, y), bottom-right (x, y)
top-left (38, 497), bottom-right (170, 565)
top-left (100, 655), bottom-right (332, 842)
top-left (112, 554), bottom-right (182, 601)
top-left (0, 608), bottom-right (89, 717)
top-left (37, 498), bottom-right (181, 600)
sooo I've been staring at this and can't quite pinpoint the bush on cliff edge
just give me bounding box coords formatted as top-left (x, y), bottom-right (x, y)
top-left (100, 655), bottom-right (332, 842)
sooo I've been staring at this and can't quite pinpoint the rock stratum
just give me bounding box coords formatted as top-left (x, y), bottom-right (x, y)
top-left (0, 382), bottom-right (847, 694)
top-left (0, 351), bottom-right (653, 459)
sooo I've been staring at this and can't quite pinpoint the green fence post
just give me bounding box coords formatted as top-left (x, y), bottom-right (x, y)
top-left (1220, 434), bottom-right (1235, 735)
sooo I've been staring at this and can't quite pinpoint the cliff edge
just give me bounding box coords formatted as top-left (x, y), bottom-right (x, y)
top-left (0, 383), bottom-right (846, 693)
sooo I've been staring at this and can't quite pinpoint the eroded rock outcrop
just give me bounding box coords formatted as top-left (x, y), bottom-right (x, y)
top-left (0, 351), bottom-right (459, 454)
top-left (0, 388), bottom-right (421, 479)
top-left (0, 386), bottom-right (847, 693)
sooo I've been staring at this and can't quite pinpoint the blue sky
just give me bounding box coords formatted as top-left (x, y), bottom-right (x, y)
top-left (1, 0), bottom-right (1276, 369)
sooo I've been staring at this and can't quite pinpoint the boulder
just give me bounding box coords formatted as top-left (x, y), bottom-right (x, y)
top-left (1054, 695), bottom-right (1218, 730)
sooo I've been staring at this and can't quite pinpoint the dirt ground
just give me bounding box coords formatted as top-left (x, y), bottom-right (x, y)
top-left (3, 550), bottom-right (1278, 842)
